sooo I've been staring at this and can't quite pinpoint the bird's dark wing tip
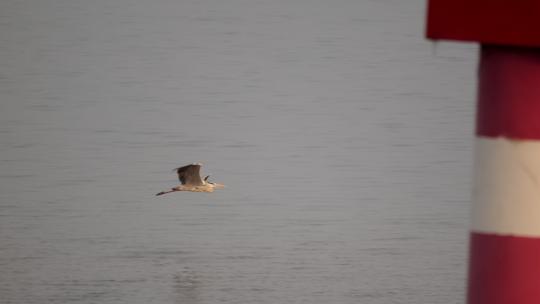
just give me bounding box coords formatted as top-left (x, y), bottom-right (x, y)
top-left (172, 162), bottom-right (202, 172)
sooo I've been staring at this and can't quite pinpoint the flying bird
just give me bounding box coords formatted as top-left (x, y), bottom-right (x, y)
top-left (156, 163), bottom-right (224, 196)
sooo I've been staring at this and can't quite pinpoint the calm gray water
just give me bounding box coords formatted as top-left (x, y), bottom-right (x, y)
top-left (1, 0), bottom-right (477, 303)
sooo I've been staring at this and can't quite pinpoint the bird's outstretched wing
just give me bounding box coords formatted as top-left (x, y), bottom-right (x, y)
top-left (175, 163), bottom-right (204, 186)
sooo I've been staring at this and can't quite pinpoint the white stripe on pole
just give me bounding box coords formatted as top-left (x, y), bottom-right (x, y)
top-left (472, 137), bottom-right (540, 237)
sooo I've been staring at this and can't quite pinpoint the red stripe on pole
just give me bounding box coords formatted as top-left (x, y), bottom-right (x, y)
top-left (426, 0), bottom-right (540, 47)
top-left (476, 45), bottom-right (540, 139)
top-left (468, 232), bottom-right (540, 304)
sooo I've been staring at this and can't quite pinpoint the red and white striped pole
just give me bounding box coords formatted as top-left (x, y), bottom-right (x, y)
top-left (469, 45), bottom-right (540, 304)
top-left (426, 1), bottom-right (540, 303)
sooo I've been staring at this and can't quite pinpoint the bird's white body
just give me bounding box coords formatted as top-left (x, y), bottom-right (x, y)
top-left (156, 163), bottom-right (224, 196)
top-left (172, 182), bottom-right (224, 193)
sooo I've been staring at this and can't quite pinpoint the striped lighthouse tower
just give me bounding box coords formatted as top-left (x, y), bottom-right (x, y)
top-left (470, 45), bottom-right (540, 304)
top-left (426, 1), bottom-right (540, 303)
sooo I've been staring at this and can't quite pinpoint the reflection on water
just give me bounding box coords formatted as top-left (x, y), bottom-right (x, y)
top-left (0, 0), bottom-right (476, 303)
top-left (174, 270), bottom-right (201, 304)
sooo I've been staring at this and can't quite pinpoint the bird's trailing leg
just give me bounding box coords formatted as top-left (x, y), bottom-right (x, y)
top-left (155, 185), bottom-right (188, 196)
top-left (155, 186), bottom-right (182, 196)
top-left (155, 190), bottom-right (174, 196)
